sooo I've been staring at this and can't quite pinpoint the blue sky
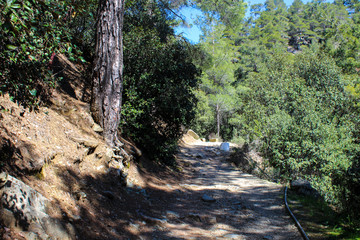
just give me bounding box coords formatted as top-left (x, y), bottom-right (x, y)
top-left (174, 0), bottom-right (323, 44)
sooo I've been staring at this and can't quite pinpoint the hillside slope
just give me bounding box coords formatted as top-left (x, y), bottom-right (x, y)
top-left (0, 90), bottom-right (155, 239)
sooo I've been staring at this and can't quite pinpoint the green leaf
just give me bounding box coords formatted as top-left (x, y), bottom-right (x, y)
top-left (79, 56), bottom-right (86, 63)
top-left (6, 0), bottom-right (15, 8)
top-left (6, 45), bottom-right (17, 50)
top-left (23, 4), bottom-right (33, 12)
top-left (29, 89), bottom-right (37, 96)
top-left (11, 4), bottom-right (21, 9)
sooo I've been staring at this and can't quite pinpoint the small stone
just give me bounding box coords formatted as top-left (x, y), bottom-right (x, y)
top-left (223, 233), bottom-right (245, 239)
top-left (187, 213), bottom-right (202, 222)
top-left (128, 223), bottom-right (140, 231)
top-left (201, 194), bottom-right (216, 203)
top-left (140, 214), bottom-right (166, 226)
top-left (166, 211), bottom-right (180, 219)
top-left (220, 142), bottom-right (230, 152)
top-left (75, 191), bottom-right (87, 200)
top-left (207, 216), bottom-right (217, 224)
top-left (69, 215), bottom-right (81, 222)
top-left (126, 179), bottom-right (134, 188)
top-left (183, 162), bottom-right (190, 167)
top-left (263, 236), bottom-right (273, 240)
top-left (92, 123), bottom-right (103, 133)
top-left (0, 172), bottom-right (8, 187)
top-left (108, 159), bottom-right (124, 170)
top-left (195, 153), bottom-right (204, 159)
top-left (69, 136), bottom-right (99, 148)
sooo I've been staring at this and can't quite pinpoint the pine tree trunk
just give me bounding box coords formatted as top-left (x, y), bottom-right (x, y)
top-left (91, 0), bottom-right (125, 147)
top-left (216, 103), bottom-right (220, 138)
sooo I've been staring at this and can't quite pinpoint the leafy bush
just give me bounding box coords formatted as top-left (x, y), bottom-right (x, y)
top-left (121, 0), bottom-right (199, 164)
top-left (240, 46), bottom-right (360, 215)
top-left (0, 0), bottom-right (85, 107)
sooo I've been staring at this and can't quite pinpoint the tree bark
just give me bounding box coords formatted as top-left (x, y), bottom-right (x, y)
top-left (91, 0), bottom-right (125, 147)
top-left (216, 103), bottom-right (220, 138)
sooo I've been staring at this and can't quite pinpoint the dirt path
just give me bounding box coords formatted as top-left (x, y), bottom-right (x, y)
top-left (135, 140), bottom-right (302, 240)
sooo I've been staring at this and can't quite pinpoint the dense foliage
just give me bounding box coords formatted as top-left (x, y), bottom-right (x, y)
top-left (122, 1), bottom-right (198, 163)
top-left (121, 0), bottom-right (199, 164)
top-left (0, 0), bottom-right (88, 107)
top-left (242, 46), bottom-right (358, 211)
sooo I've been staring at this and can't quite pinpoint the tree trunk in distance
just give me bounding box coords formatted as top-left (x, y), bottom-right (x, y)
top-left (216, 103), bottom-right (220, 138)
top-left (91, 0), bottom-right (125, 147)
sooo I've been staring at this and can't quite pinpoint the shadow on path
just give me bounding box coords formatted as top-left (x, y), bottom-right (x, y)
top-left (53, 142), bottom-right (301, 240)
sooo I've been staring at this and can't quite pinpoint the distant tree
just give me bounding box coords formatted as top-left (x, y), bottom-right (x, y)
top-left (191, 0), bottom-right (245, 140)
top-left (198, 23), bottom-right (238, 138)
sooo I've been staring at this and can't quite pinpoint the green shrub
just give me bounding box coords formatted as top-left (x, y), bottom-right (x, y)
top-left (121, 0), bottom-right (199, 163)
top-left (0, 0), bottom-right (86, 107)
top-left (241, 46), bottom-right (360, 217)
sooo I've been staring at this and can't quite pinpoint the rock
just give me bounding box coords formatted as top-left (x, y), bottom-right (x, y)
top-left (69, 215), bottom-right (81, 222)
top-left (291, 178), bottom-right (311, 189)
top-left (201, 194), bottom-right (216, 203)
top-left (209, 138), bottom-right (219, 142)
top-left (22, 231), bottom-right (43, 240)
top-left (0, 173), bottom-right (73, 239)
top-left (92, 123), bottom-right (103, 133)
top-left (195, 153), bottom-right (204, 159)
top-left (140, 214), bottom-right (166, 226)
top-left (220, 142), bottom-right (230, 152)
top-left (165, 211), bottom-right (180, 219)
top-left (207, 216), bottom-right (217, 224)
top-left (75, 191), bottom-right (87, 200)
top-left (16, 143), bottom-right (45, 172)
top-left (96, 144), bottom-right (114, 163)
top-left (222, 233), bottom-right (246, 239)
top-left (69, 136), bottom-right (99, 148)
top-left (187, 129), bottom-right (200, 140)
top-left (291, 179), bottom-right (319, 197)
top-left (187, 213), bottom-right (202, 222)
top-left (186, 213), bottom-right (216, 223)
top-left (128, 223), bottom-right (140, 231)
top-left (42, 217), bottom-right (72, 240)
top-left (263, 235), bottom-right (273, 240)
top-left (126, 179), bottom-right (134, 188)
top-left (0, 172), bottom-right (7, 187)
top-left (108, 159), bottom-right (124, 171)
